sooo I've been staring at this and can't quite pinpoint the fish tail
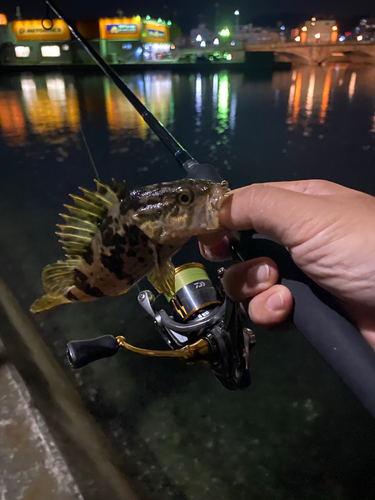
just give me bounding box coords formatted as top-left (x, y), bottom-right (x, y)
top-left (30, 294), bottom-right (71, 313)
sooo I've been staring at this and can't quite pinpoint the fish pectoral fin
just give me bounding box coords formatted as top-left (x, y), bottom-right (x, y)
top-left (147, 247), bottom-right (175, 296)
top-left (42, 259), bottom-right (79, 296)
top-left (30, 294), bottom-right (71, 314)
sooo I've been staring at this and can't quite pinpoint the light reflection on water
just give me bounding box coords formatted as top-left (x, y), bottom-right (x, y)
top-left (1, 65), bottom-right (375, 190)
top-left (1, 66), bottom-right (375, 151)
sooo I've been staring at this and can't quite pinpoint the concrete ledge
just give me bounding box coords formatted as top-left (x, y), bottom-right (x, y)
top-left (0, 277), bottom-right (143, 500)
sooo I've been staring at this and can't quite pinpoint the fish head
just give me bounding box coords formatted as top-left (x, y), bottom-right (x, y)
top-left (130, 178), bottom-right (229, 244)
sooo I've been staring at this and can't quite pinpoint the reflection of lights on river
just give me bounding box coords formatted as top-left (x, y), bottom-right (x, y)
top-left (144, 74), bottom-right (172, 125)
top-left (20, 78), bottom-right (37, 100)
top-left (216, 73), bottom-right (229, 134)
top-left (319, 69), bottom-right (332, 124)
top-left (46, 76), bottom-right (66, 102)
top-left (348, 72), bottom-right (356, 100)
top-left (0, 91), bottom-right (26, 146)
top-left (230, 91), bottom-right (237, 132)
top-left (212, 73), bottom-right (218, 109)
top-left (195, 73), bottom-right (202, 126)
top-left (286, 71), bottom-right (302, 124)
top-left (305, 72), bottom-right (315, 119)
top-left (20, 75), bottom-right (80, 139)
top-left (104, 79), bottom-right (146, 139)
top-left (219, 74), bottom-right (229, 113)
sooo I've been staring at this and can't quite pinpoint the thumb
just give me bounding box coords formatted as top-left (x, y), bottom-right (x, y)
top-left (220, 183), bottom-right (335, 248)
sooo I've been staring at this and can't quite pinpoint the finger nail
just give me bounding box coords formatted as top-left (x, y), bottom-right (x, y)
top-left (248, 263), bottom-right (270, 283)
top-left (266, 292), bottom-right (285, 311)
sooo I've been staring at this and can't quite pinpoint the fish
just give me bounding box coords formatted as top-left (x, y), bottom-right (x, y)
top-left (30, 178), bottom-right (229, 313)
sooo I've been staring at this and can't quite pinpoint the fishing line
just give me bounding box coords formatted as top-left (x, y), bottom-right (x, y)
top-left (79, 123), bottom-right (101, 181)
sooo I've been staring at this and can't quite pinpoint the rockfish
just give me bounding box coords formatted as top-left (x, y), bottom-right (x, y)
top-left (31, 178), bottom-right (228, 313)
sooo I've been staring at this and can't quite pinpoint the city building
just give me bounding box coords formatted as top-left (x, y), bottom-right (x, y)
top-left (296, 17), bottom-right (338, 43)
top-left (0, 15), bottom-right (171, 65)
top-left (356, 18), bottom-right (375, 41)
top-left (232, 24), bottom-right (280, 46)
top-left (190, 24), bottom-right (215, 46)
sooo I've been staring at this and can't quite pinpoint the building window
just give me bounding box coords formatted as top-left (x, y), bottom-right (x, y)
top-left (41, 45), bottom-right (61, 57)
top-left (15, 46), bottom-right (30, 58)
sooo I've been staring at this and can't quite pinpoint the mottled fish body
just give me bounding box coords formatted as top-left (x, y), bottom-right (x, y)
top-left (31, 178), bottom-right (228, 313)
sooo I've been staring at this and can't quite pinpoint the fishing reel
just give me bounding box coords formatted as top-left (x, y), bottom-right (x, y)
top-left (66, 263), bottom-right (256, 390)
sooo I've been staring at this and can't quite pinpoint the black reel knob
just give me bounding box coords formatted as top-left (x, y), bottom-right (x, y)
top-left (66, 335), bottom-right (120, 368)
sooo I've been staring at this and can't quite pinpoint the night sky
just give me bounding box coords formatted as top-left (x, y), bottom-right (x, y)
top-left (3, 0), bottom-right (375, 33)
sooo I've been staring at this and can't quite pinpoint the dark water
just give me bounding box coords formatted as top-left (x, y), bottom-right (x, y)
top-left (1, 65), bottom-right (375, 499)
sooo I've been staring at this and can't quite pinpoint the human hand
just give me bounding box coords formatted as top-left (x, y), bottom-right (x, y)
top-left (199, 180), bottom-right (375, 349)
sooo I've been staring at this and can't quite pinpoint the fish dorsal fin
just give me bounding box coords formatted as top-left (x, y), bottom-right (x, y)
top-left (57, 180), bottom-right (120, 258)
top-left (42, 258), bottom-right (81, 295)
top-left (111, 179), bottom-right (129, 201)
top-left (147, 243), bottom-right (175, 296)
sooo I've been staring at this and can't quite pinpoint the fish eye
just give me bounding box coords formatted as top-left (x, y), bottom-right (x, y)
top-left (177, 190), bottom-right (194, 205)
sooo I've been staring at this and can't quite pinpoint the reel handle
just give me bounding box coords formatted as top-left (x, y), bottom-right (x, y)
top-left (67, 335), bottom-right (119, 368)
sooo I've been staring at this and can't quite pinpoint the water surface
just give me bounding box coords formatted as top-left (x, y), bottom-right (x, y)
top-left (1, 65), bottom-right (375, 499)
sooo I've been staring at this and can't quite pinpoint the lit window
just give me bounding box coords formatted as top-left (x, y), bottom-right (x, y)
top-left (15, 46), bottom-right (30, 58)
top-left (41, 45), bottom-right (61, 57)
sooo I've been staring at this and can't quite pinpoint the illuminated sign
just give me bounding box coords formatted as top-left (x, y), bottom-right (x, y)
top-left (142, 22), bottom-right (169, 43)
top-left (99, 17), bottom-right (140, 40)
top-left (41, 45), bottom-right (61, 57)
top-left (12, 19), bottom-right (70, 40)
top-left (147, 29), bottom-right (165, 38)
top-left (107, 24), bottom-right (137, 34)
top-left (15, 46), bottom-right (30, 57)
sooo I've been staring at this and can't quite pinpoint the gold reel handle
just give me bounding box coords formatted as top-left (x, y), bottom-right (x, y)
top-left (116, 336), bottom-right (210, 360)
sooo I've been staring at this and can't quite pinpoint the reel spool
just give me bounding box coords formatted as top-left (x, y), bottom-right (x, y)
top-left (167, 263), bottom-right (222, 322)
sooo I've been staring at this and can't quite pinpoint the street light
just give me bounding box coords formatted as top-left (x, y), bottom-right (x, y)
top-left (295, 36), bottom-right (301, 42)
top-left (315, 32), bottom-right (321, 39)
top-left (196, 34), bottom-right (202, 42)
top-left (234, 10), bottom-right (240, 15)
top-left (200, 41), bottom-right (206, 47)
top-left (357, 35), bottom-right (363, 41)
top-left (213, 38), bottom-right (219, 45)
top-left (220, 28), bottom-right (230, 37)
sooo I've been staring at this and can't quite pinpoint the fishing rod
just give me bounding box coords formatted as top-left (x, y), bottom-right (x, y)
top-left (44, 0), bottom-right (375, 417)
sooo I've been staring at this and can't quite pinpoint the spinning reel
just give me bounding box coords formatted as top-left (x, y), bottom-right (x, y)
top-left (67, 261), bottom-right (256, 390)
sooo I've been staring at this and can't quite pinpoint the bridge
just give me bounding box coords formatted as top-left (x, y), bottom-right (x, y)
top-left (245, 42), bottom-right (375, 65)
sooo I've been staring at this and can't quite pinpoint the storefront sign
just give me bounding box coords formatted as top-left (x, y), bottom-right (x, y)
top-left (107, 24), bottom-right (137, 34)
top-left (142, 22), bottom-right (169, 43)
top-left (99, 17), bottom-right (141, 40)
top-left (147, 29), bottom-right (165, 38)
top-left (12, 19), bottom-right (70, 40)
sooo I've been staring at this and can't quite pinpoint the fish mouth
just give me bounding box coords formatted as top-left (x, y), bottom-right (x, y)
top-left (205, 181), bottom-right (229, 231)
